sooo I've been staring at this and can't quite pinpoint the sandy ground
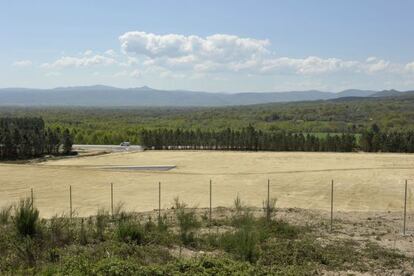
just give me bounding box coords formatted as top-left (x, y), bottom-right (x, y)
top-left (0, 151), bottom-right (413, 222)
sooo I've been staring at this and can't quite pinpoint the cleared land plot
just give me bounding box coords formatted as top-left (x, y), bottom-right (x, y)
top-left (0, 151), bottom-right (413, 218)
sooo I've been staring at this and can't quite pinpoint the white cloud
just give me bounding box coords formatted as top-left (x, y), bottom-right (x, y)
top-left (45, 71), bottom-right (62, 77)
top-left (119, 31), bottom-right (270, 73)
top-left (118, 31), bottom-right (401, 77)
top-left (113, 70), bottom-right (129, 77)
top-left (36, 31), bottom-right (414, 89)
top-left (12, 60), bottom-right (32, 67)
top-left (130, 69), bottom-right (141, 78)
top-left (83, 49), bottom-right (93, 56)
top-left (405, 61), bottom-right (414, 73)
top-left (41, 54), bottom-right (116, 69)
top-left (363, 57), bottom-right (390, 73)
top-left (105, 49), bottom-right (117, 57)
top-left (119, 31), bottom-right (269, 60)
top-left (260, 56), bottom-right (360, 75)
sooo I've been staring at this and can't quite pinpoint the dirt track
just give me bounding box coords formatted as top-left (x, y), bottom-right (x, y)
top-left (0, 151), bottom-right (413, 220)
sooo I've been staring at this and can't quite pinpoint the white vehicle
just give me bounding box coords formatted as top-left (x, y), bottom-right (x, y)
top-left (120, 142), bottom-right (130, 147)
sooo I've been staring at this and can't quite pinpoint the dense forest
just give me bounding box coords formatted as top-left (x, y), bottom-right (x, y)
top-left (0, 94), bottom-right (413, 147)
top-left (141, 126), bottom-right (356, 152)
top-left (0, 117), bottom-right (73, 160)
top-left (141, 124), bottom-right (414, 153)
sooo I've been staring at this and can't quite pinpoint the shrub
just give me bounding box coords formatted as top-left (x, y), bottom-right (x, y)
top-left (0, 205), bottom-right (12, 225)
top-left (262, 197), bottom-right (277, 221)
top-left (48, 215), bottom-right (74, 246)
top-left (220, 224), bottom-right (260, 263)
top-left (173, 197), bottom-right (200, 247)
top-left (261, 219), bottom-right (303, 240)
top-left (14, 236), bottom-right (39, 268)
top-left (79, 218), bottom-right (88, 245)
top-left (362, 241), bottom-right (406, 269)
top-left (95, 208), bottom-right (109, 241)
top-left (116, 221), bottom-right (144, 245)
top-left (13, 198), bottom-right (39, 238)
top-left (93, 258), bottom-right (141, 275)
top-left (141, 256), bottom-right (258, 275)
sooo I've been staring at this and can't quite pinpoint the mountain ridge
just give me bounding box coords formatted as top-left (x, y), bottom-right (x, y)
top-left (0, 85), bottom-right (410, 107)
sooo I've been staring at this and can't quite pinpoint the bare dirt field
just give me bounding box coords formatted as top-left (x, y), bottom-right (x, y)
top-left (0, 151), bottom-right (413, 222)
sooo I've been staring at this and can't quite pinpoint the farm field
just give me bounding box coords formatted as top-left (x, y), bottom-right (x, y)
top-left (0, 151), bottom-right (413, 218)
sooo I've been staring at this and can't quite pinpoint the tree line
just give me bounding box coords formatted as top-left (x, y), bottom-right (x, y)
top-left (360, 124), bottom-right (414, 153)
top-left (141, 125), bottom-right (414, 153)
top-left (140, 126), bottom-right (357, 152)
top-left (0, 117), bottom-right (73, 160)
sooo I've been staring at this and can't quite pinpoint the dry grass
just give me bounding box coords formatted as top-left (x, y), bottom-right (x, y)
top-left (0, 151), bottom-right (413, 218)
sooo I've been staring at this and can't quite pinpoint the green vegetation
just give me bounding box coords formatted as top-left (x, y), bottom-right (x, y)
top-left (1, 94), bottom-right (414, 146)
top-left (141, 124), bottom-right (414, 152)
top-left (0, 117), bottom-right (74, 160)
top-left (141, 126), bottom-right (357, 152)
top-left (0, 197), bottom-right (410, 275)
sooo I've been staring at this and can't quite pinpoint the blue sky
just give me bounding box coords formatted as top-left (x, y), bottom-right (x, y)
top-left (1, 0), bottom-right (414, 92)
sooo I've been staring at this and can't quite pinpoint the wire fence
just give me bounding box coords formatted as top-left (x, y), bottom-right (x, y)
top-left (19, 178), bottom-right (414, 235)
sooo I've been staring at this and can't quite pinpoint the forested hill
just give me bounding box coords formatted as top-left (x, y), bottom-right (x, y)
top-left (0, 93), bottom-right (414, 145)
top-left (0, 85), bottom-right (387, 106)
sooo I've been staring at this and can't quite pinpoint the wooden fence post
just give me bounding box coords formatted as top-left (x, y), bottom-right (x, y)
top-left (403, 180), bottom-right (408, 235)
top-left (30, 188), bottom-right (34, 208)
top-left (330, 180), bottom-right (334, 232)
top-left (69, 185), bottom-right (73, 219)
top-left (111, 182), bottom-right (114, 218)
top-left (209, 179), bottom-right (212, 227)
top-left (267, 179), bottom-right (270, 221)
top-left (158, 182), bottom-right (161, 222)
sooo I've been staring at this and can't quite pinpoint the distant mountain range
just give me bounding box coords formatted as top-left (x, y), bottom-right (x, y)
top-left (0, 85), bottom-right (412, 107)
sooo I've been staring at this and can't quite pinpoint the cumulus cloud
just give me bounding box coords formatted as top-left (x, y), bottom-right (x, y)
top-left (363, 57), bottom-right (390, 73)
top-left (38, 31), bottom-right (413, 84)
top-left (405, 61), bottom-right (414, 73)
top-left (260, 56), bottom-right (360, 75)
top-left (45, 71), bottom-right (62, 77)
top-left (105, 49), bottom-right (117, 57)
top-left (119, 31), bottom-right (271, 73)
top-left (119, 31), bottom-right (269, 60)
top-left (118, 31), bottom-right (401, 77)
top-left (12, 60), bottom-right (32, 67)
top-left (41, 54), bottom-right (116, 69)
top-left (130, 69), bottom-right (141, 78)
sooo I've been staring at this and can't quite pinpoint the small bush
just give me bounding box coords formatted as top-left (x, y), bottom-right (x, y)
top-left (363, 241), bottom-right (406, 269)
top-left (116, 221), bottom-right (144, 245)
top-left (79, 218), bottom-right (88, 245)
top-left (173, 197), bottom-right (201, 247)
top-left (14, 236), bottom-right (39, 268)
top-left (0, 205), bottom-right (12, 225)
top-left (93, 258), bottom-right (141, 275)
top-left (262, 197), bottom-right (277, 221)
top-left (220, 225), bottom-right (260, 263)
top-left (262, 219), bottom-right (303, 239)
top-left (48, 215), bottom-right (74, 246)
top-left (14, 198), bottom-right (39, 238)
top-left (95, 208), bottom-right (109, 241)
